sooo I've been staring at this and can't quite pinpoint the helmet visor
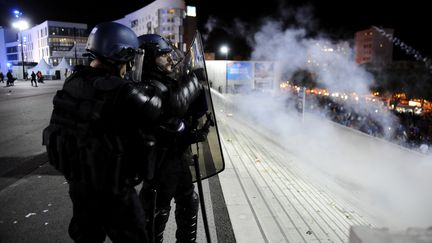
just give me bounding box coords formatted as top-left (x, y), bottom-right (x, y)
top-left (110, 46), bottom-right (138, 63)
top-left (129, 49), bottom-right (145, 82)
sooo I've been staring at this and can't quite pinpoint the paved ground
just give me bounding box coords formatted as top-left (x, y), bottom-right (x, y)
top-left (216, 112), bottom-right (373, 243)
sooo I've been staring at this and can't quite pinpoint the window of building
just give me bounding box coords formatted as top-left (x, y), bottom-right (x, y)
top-left (131, 19), bottom-right (138, 28)
top-left (7, 54), bottom-right (18, 61)
top-left (147, 22), bottom-right (152, 33)
top-left (6, 47), bottom-right (18, 53)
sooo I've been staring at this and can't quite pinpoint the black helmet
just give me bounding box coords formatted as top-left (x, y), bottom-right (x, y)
top-left (138, 34), bottom-right (184, 74)
top-left (138, 34), bottom-right (172, 58)
top-left (85, 22), bottom-right (139, 64)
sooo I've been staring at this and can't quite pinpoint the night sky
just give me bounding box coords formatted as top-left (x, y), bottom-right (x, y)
top-left (0, 0), bottom-right (430, 60)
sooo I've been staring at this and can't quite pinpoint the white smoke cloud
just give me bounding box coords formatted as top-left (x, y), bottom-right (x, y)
top-left (247, 18), bottom-right (402, 138)
top-left (250, 20), bottom-right (373, 95)
top-left (202, 16), bottom-right (218, 42)
top-left (208, 4), bottom-right (432, 230)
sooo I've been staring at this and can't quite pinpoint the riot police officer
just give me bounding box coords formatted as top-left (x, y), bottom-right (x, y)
top-left (137, 34), bottom-right (208, 243)
top-left (42, 23), bottom-right (201, 243)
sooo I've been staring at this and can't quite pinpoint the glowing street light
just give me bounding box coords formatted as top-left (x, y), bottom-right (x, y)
top-left (12, 12), bottom-right (29, 79)
top-left (220, 45), bottom-right (229, 60)
top-left (12, 19), bottom-right (29, 31)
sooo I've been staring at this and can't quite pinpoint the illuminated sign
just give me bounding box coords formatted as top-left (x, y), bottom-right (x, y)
top-left (227, 61), bottom-right (253, 81)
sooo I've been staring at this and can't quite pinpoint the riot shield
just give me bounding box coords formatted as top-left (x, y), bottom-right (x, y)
top-left (183, 31), bottom-right (225, 182)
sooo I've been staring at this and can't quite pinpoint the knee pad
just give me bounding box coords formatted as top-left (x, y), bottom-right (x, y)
top-left (175, 191), bottom-right (199, 243)
top-left (176, 190), bottom-right (199, 212)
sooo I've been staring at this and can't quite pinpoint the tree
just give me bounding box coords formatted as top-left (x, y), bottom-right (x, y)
top-left (291, 69), bottom-right (318, 88)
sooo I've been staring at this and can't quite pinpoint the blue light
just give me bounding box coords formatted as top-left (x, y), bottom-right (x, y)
top-left (7, 63), bottom-right (12, 68)
top-left (13, 10), bottom-right (23, 18)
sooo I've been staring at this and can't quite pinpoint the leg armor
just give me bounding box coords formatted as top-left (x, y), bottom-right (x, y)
top-left (175, 191), bottom-right (199, 243)
top-left (154, 207), bottom-right (171, 243)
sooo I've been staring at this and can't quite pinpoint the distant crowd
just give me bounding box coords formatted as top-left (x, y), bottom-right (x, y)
top-left (0, 70), bottom-right (45, 87)
top-left (287, 94), bottom-right (432, 153)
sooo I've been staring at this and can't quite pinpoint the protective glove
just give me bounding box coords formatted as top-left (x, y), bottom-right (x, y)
top-left (190, 127), bottom-right (209, 143)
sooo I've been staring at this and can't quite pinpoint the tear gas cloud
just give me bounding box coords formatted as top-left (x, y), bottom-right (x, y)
top-left (207, 5), bottom-right (432, 230)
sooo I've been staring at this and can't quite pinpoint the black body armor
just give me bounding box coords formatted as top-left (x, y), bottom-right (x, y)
top-left (43, 67), bottom-right (164, 193)
top-left (43, 67), bottom-right (203, 193)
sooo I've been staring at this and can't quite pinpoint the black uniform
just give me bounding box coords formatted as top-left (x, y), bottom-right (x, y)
top-left (43, 66), bottom-right (165, 243)
top-left (43, 61), bottom-right (204, 242)
top-left (40, 21), bottom-right (196, 243)
top-left (30, 72), bottom-right (37, 87)
top-left (131, 33), bottom-right (208, 243)
top-left (6, 71), bottom-right (14, 86)
top-left (140, 71), bottom-right (206, 243)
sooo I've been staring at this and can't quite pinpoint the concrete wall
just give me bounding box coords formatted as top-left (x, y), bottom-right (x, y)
top-left (206, 60), bottom-right (227, 92)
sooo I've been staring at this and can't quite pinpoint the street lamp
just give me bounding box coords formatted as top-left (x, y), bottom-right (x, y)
top-left (220, 45), bottom-right (229, 60)
top-left (220, 45), bottom-right (229, 93)
top-left (12, 15), bottom-right (29, 80)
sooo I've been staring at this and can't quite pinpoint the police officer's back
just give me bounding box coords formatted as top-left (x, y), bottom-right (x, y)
top-left (42, 22), bottom-right (160, 243)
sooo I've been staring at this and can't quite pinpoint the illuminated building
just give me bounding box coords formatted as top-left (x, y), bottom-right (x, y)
top-left (0, 21), bottom-right (87, 76)
top-left (355, 27), bottom-right (394, 66)
top-left (0, 0), bottom-right (196, 75)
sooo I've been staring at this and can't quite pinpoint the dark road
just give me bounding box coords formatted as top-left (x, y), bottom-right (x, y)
top-left (0, 80), bottom-right (63, 190)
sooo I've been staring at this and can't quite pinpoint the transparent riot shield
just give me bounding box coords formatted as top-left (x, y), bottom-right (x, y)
top-left (183, 31), bottom-right (225, 182)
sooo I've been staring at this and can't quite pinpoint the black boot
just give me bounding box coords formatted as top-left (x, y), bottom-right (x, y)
top-left (175, 191), bottom-right (199, 243)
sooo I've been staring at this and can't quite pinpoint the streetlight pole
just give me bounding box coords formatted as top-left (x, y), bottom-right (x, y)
top-left (19, 33), bottom-right (25, 79)
top-left (12, 11), bottom-right (29, 80)
top-left (220, 45), bottom-right (229, 93)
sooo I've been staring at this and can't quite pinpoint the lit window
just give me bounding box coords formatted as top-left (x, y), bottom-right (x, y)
top-left (168, 9), bottom-right (175, 14)
top-left (131, 19), bottom-right (138, 28)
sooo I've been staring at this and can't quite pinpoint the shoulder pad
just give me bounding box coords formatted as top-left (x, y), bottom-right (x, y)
top-left (149, 79), bottom-right (168, 94)
top-left (93, 76), bottom-right (128, 91)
